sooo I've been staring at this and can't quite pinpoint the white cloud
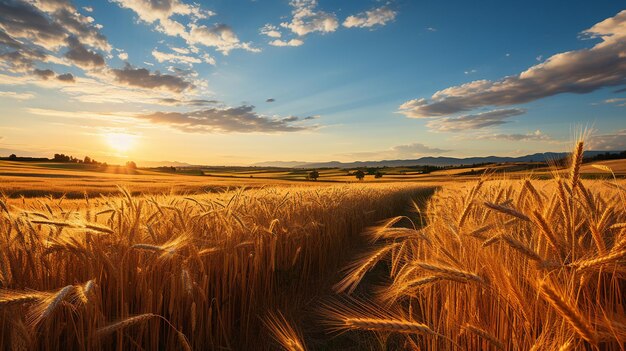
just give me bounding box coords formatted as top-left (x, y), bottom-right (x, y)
top-left (343, 6), bottom-right (396, 29)
top-left (171, 47), bottom-right (190, 54)
top-left (152, 48), bottom-right (201, 65)
top-left (187, 24), bottom-right (259, 55)
top-left (118, 52), bottom-right (129, 60)
top-left (425, 109), bottom-right (527, 132)
top-left (269, 39), bottom-right (304, 47)
top-left (151, 48), bottom-right (215, 65)
top-left (280, 0), bottom-right (339, 36)
top-left (397, 10), bottom-right (626, 118)
top-left (135, 105), bottom-right (315, 133)
top-left (476, 130), bottom-right (552, 142)
top-left (260, 24), bottom-right (282, 38)
top-left (111, 0), bottom-right (257, 56)
top-left (111, 0), bottom-right (213, 36)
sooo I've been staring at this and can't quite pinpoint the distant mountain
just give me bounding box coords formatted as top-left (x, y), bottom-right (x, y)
top-left (256, 151), bottom-right (617, 169)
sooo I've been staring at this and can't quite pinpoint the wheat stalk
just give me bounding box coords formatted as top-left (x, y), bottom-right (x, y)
top-left (0, 292), bottom-right (46, 307)
top-left (500, 234), bottom-right (542, 261)
top-left (95, 313), bottom-right (159, 338)
top-left (570, 249), bottom-right (626, 270)
top-left (463, 324), bottom-right (505, 350)
top-left (28, 285), bottom-right (75, 327)
top-left (263, 311), bottom-right (307, 351)
top-left (415, 262), bottom-right (483, 283)
top-left (484, 202), bottom-right (531, 222)
top-left (570, 141), bottom-right (584, 191)
top-left (334, 243), bottom-right (400, 293)
top-left (539, 281), bottom-right (596, 344)
top-left (344, 317), bottom-right (435, 335)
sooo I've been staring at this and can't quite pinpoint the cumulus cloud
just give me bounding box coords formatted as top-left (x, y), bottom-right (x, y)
top-left (0, 71), bottom-right (194, 105)
top-left (49, 5), bottom-right (111, 51)
top-left (588, 129), bottom-right (626, 150)
top-left (111, 64), bottom-right (194, 93)
top-left (152, 48), bottom-right (202, 65)
top-left (0, 48), bottom-right (46, 73)
top-left (135, 105), bottom-right (313, 133)
top-left (0, 0), bottom-right (110, 53)
top-left (0, 0), bottom-right (111, 86)
top-left (117, 51), bottom-right (128, 60)
top-left (112, 0), bottom-right (256, 56)
top-left (111, 0), bottom-right (212, 37)
top-left (56, 72), bottom-right (75, 82)
top-left (0, 1), bottom-right (67, 50)
top-left (476, 130), bottom-right (552, 142)
top-left (398, 10), bottom-right (626, 118)
top-left (64, 36), bottom-right (105, 68)
top-left (269, 39), bottom-right (303, 47)
top-left (425, 108), bottom-right (526, 132)
top-left (32, 68), bottom-right (54, 79)
top-left (343, 6), bottom-right (396, 29)
top-left (187, 24), bottom-right (259, 55)
top-left (280, 0), bottom-right (339, 36)
top-left (260, 24), bottom-right (282, 38)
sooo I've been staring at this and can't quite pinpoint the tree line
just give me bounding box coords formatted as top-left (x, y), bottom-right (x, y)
top-left (3, 153), bottom-right (137, 169)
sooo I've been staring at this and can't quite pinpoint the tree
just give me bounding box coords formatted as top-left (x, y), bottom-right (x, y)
top-left (355, 169), bottom-right (365, 181)
top-left (84, 156), bottom-right (92, 164)
top-left (8, 154), bottom-right (17, 160)
top-left (308, 170), bottom-right (320, 181)
top-left (53, 153), bottom-right (70, 162)
top-left (126, 161), bottom-right (137, 169)
top-left (374, 171), bottom-right (383, 179)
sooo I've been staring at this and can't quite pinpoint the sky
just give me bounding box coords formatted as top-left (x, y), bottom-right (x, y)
top-left (0, 0), bottom-right (625, 166)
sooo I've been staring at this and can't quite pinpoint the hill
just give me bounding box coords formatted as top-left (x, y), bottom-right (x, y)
top-left (255, 151), bottom-right (621, 168)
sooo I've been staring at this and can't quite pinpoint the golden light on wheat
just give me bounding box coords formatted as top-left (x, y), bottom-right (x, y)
top-left (327, 141), bottom-right (625, 350)
top-left (0, 141), bottom-right (624, 350)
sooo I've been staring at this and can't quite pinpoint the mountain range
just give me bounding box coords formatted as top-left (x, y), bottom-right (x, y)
top-left (252, 151), bottom-right (617, 169)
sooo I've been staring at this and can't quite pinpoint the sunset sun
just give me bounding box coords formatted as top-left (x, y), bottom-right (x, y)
top-left (104, 132), bottom-right (135, 153)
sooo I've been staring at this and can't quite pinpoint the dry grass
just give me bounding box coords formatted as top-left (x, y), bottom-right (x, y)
top-left (0, 183), bottom-right (432, 350)
top-left (329, 142), bottom-right (626, 350)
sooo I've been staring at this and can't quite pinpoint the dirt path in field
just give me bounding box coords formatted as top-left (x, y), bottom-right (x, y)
top-left (292, 191), bottom-right (435, 351)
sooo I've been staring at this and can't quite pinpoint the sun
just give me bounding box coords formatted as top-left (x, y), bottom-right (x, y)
top-left (104, 132), bottom-right (136, 153)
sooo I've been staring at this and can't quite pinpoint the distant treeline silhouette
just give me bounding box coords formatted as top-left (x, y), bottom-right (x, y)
top-left (1, 153), bottom-right (139, 169)
top-left (0, 153), bottom-right (107, 165)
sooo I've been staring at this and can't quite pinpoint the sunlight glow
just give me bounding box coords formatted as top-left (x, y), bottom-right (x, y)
top-left (104, 132), bottom-right (136, 153)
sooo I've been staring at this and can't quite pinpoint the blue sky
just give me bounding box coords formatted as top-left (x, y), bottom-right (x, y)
top-left (0, 0), bottom-right (625, 165)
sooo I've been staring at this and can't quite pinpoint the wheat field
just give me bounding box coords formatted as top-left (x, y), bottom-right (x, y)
top-left (0, 144), bottom-right (624, 350)
top-left (327, 142), bottom-right (625, 350)
top-left (0, 183), bottom-right (432, 350)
